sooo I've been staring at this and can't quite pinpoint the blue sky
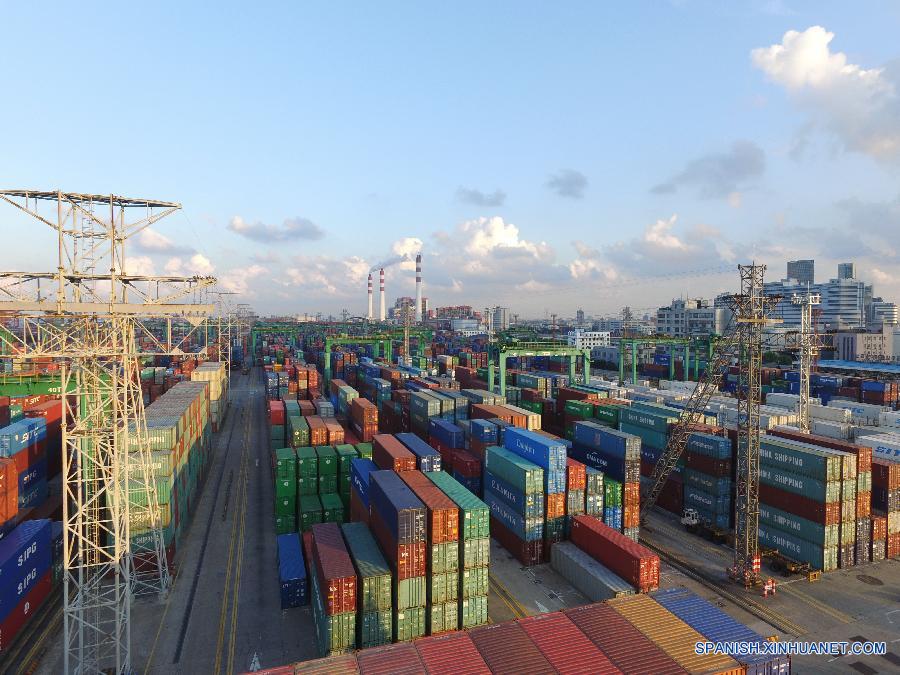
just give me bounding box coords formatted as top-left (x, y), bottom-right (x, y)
top-left (2, 1), bottom-right (899, 317)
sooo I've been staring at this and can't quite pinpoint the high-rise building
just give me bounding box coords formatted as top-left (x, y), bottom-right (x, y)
top-left (576, 308), bottom-right (585, 325)
top-left (656, 298), bottom-right (728, 337)
top-left (786, 259), bottom-right (814, 285)
top-left (838, 262), bottom-right (856, 280)
top-left (872, 300), bottom-right (899, 327)
top-left (566, 329), bottom-right (611, 349)
top-left (490, 306), bottom-right (510, 332)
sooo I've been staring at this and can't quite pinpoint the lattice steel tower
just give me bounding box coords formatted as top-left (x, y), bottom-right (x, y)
top-left (0, 190), bottom-right (215, 674)
top-left (728, 263), bottom-right (781, 587)
top-left (792, 289), bottom-right (822, 434)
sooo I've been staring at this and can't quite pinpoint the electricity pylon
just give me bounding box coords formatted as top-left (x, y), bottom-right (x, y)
top-left (792, 289), bottom-right (822, 433)
top-left (0, 190), bottom-right (214, 674)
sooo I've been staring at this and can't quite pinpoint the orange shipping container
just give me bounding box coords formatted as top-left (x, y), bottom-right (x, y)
top-left (0, 458), bottom-right (18, 523)
top-left (324, 419), bottom-right (345, 445)
top-left (306, 416), bottom-right (328, 446)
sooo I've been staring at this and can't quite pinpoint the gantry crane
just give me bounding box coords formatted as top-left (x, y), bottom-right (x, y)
top-left (640, 263), bottom-right (780, 588)
top-left (0, 190), bottom-right (215, 674)
top-left (791, 289), bottom-right (822, 433)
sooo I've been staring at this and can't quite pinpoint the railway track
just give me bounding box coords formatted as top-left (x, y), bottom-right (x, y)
top-left (641, 537), bottom-right (807, 637)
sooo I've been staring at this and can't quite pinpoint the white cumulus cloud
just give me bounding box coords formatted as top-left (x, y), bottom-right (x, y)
top-left (752, 26), bottom-right (900, 161)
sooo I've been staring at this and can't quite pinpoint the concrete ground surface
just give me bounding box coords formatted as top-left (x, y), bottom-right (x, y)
top-left (29, 368), bottom-right (899, 674)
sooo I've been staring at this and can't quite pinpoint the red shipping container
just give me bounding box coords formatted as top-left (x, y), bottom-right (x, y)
top-left (685, 452), bottom-right (731, 478)
top-left (351, 398), bottom-right (378, 427)
top-left (399, 471), bottom-right (460, 544)
top-left (857, 491), bottom-right (871, 519)
top-left (414, 631), bottom-right (491, 675)
top-left (565, 458), bottom-right (587, 491)
top-left (766, 428), bottom-right (872, 473)
top-left (370, 507), bottom-right (426, 580)
top-left (268, 399), bottom-right (285, 425)
top-left (306, 416), bottom-right (329, 446)
top-left (623, 506), bottom-right (640, 529)
top-left (0, 570), bottom-right (52, 651)
top-left (656, 475), bottom-right (683, 515)
top-left (518, 611), bottom-right (621, 675)
top-left (450, 450), bottom-right (480, 479)
top-left (324, 419), bottom-right (345, 445)
top-left (545, 492), bottom-right (566, 520)
top-left (350, 487), bottom-right (370, 525)
top-left (491, 515), bottom-right (543, 566)
top-left (0, 458), bottom-right (18, 523)
top-left (469, 621), bottom-right (555, 675)
top-left (564, 603), bottom-right (687, 674)
top-left (889, 532), bottom-right (900, 559)
top-left (310, 522), bottom-right (357, 616)
top-left (372, 434), bottom-right (416, 472)
top-left (760, 484), bottom-right (840, 525)
top-left (872, 513), bottom-right (887, 540)
top-left (623, 482), bottom-right (640, 510)
top-left (570, 516), bottom-right (659, 592)
top-left (873, 458), bottom-right (900, 490)
top-left (357, 642), bottom-right (424, 675)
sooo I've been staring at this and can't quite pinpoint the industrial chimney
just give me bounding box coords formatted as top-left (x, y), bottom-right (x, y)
top-left (367, 273), bottom-right (373, 320)
top-left (415, 253), bottom-right (423, 323)
top-left (379, 268), bottom-right (386, 321)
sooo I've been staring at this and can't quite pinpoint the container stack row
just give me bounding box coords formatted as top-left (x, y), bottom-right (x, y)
top-left (268, 587), bottom-right (786, 674)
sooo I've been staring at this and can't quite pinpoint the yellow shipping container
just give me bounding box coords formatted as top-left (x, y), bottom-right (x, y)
top-left (608, 594), bottom-right (742, 675)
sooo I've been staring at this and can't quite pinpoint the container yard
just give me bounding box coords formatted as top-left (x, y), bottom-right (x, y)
top-left (0, 317), bottom-right (893, 674)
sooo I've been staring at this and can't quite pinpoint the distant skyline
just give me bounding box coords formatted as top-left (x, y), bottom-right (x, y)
top-left (2, 2), bottom-right (899, 317)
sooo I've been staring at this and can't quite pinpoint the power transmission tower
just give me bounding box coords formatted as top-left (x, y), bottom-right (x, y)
top-left (0, 190), bottom-right (215, 674)
top-left (728, 264), bottom-right (781, 587)
top-left (792, 289), bottom-right (822, 433)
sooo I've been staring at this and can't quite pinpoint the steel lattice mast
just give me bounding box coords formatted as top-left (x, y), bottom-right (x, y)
top-left (0, 190), bottom-right (215, 674)
top-left (792, 289), bottom-right (821, 434)
top-left (728, 264), bottom-right (781, 587)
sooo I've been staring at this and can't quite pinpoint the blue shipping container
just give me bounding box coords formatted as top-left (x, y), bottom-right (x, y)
top-left (572, 422), bottom-right (641, 460)
top-left (0, 520), bottom-right (51, 621)
top-left (0, 419), bottom-right (47, 458)
top-left (19, 479), bottom-right (48, 510)
top-left (18, 456), bottom-right (47, 494)
top-left (484, 470), bottom-right (545, 520)
top-left (652, 588), bottom-right (791, 674)
top-left (543, 470), bottom-right (566, 495)
top-left (684, 486), bottom-right (730, 515)
top-left (603, 506), bottom-right (622, 531)
top-left (350, 458), bottom-right (379, 509)
top-left (429, 419), bottom-right (464, 449)
top-left (277, 533), bottom-right (308, 608)
top-left (395, 433), bottom-right (442, 472)
top-left (504, 428), bottom-right (566, 472)
top-left (569, 443), bottom-right (626, 483)
top-left (368, 471), bottom-right (426, 544)
top-left (470, 419), bottom-right (498, 444)
top-left (686, 433), bottom-right (732, 460)
top-left (483, 488), bottom-right (543, 541)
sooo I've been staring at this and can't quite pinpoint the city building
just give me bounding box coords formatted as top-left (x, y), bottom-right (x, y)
top-left (566, 329), bottom-right (611, 350)
top-left (435, 305), bottom-right (474, 319)
top-left (450, 318), bottom-right (482, 334)
top-left (489, 306), bottom-right (510, 332)
top-left (786, 259), bottom-right (815, 285)
top-left (575, 308), bottom-right (585, 326)
top-left (834, 324), bottom-right (894, 362)
top-left (871, 300), bottom-right (898, 327)
top-left (656, 298), bottom-right (728, 337)
top-left (764, 262), bottom-right (874, 330)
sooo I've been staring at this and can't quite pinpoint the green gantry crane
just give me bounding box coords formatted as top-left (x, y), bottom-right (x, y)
top-left (486, 340), bottom-right (591, 397)
top-left (617, 335), bottom-right (719, 384)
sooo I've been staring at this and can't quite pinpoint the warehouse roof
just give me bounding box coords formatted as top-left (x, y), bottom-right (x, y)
top-left (817, 359), bottom-right (900, 375)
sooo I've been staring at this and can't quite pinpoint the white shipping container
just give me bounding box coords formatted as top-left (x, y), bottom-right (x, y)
top-left (805, 403), bottom-right (852, 424)
top-left (829, 400), bottom-right (887, 425)
top-left (878, 410), bottom-right (900, 429)
top-left (858, 433), bottom-right (900, 461)
top-left (766, 392), bottom-right (821, 409)
top-left (550, 542), bottom-right (634, 600)
top-left (810, 419), bottom-right (852, 440)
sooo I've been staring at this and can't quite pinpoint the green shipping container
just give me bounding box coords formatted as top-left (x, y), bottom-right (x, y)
top-left (618, 407), bottom-right (678, 434)
top-left (565, 400), bottom-right (595, 417)
top-left (759, 466), bottom-right (841, 502)
top-left (393, 606), bottom-right (426, 642)
top-left (605, 478), bottom-right (623, 507)
top-left (316, 446), bottom-right (338, 476)
top-left (274, 447), bottom-right (296, 482)
top-left (394, 576), bottom-right (427, 611)
top-left (760, 439), bottom-right (842, 481)
top-left (425, 471), bottom-right (490, 540)
top-left (311, 573), bottom-right (356, 654)
top-left (460, 537), bottom-right (491, 569)
top-left (320, 475), bottom-right (338, 494)
top-left (428, 602), bottom-right (459, 635)
top-left (618, 422), bottom-right (668, 452)
top-left (544, 516), bottom-right (565, 542)
top-left (288, 415), bottom-right (310, 447)
top-left (270, 424), bottom-right (285, 440)
top-left (758, 524), bottom-right (837, 572)
top-left (460, 566), bottom-right (489, 598)
top-left (459, 594), bottom-right (489, 629)
top-left (296, 447), bottom-right (318, 496)
top-left (320, 493), bottom-right (345, 523)
top-left (274, 476), bottom-right (296, 498)
top-left (429, 541), bottom-right (460, 575)
top-left (274, 494), bottom-right (296, 518)
top-left (342, 522), bottom-right (392, 612)
top-left (759, 502), bottom-right (839, 547)
top-left (299, 495), bottom-right (323, 532)
top-left (358, 611), bottom-right (392, 649)
top-left (483, 446), bottom-right (544, 495)
top-left (593, 405), bottom-right (622, 427)
top-left (335, 445), bottom-right (358, 474)
top-left (340, 473), bottom-right (352, 497)
top-left (274, 514), bottom-right (296, 534)
top-left (427, 571), bottom-right (460, 604)
top-left (355, 443), bottom-right (373, 460)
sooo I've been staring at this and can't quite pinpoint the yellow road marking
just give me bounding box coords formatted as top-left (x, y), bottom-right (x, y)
top-left (489, 574), bottom-right (528, 618)
top-left (16, 603), bottom-right (61, 675)
top-left (143, 573), bottom-right (178, 675)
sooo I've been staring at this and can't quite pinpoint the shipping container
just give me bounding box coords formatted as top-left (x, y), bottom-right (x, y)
top-left (503, 428), bottom-right (566, 472)
top-left (310, 523), bottom-right (357, 616)
top-left (356, 642), bottom-right (424, 675)
top-left (276, 533), bottom-right (308, 608)
top-left (414, 631), bottom-right (490, 675)
top-left (395, 433), bottom-right (442, 472)
top-left (398, 471), bottom-right (459, 544)
top-left (469, 621), bottom-right (555, 675)
top-left (551, 542), bottom-right (634, 601)
top-left (518, 611), bottom-right (621, 675)
top-left (373, 435), bottom-right (417, 472)
top-left (425, 471), bottom-right (490, 541)
top-left (569, 516), bottom-right (659, 592)
top-left (369, 471), bottom-right (426, 544)
top-left (564, 603), bottom-right (688, 674)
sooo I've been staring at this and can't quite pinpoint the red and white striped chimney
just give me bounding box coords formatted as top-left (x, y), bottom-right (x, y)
top-left (367, 273), bottom-right (373, 319)
top-left (415, 253), bottom-right (423, 323)
top-left (379, 268), bottom-right (386, 321)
